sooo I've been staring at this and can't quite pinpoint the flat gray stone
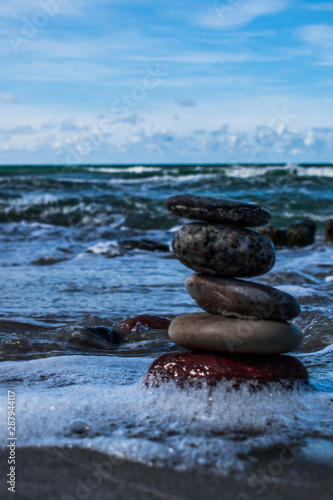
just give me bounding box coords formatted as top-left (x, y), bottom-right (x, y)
top-left (168, 312), bottom-right (303, 354)
top-left (166, 195), bottom-right (271, 227)
top-left (172, 223), bottom-right (275, 277)
top-left (185, 274), bottom-right (300, 321)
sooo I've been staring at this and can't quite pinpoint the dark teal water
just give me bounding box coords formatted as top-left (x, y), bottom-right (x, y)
top-left (0, 164), bottom-right (333, 474)
top-left (0, 164), bottom-right (332, 359)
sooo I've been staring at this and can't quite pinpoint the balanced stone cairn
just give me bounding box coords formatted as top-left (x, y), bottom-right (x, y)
top-left (146, 195), bottom-right (308, 388)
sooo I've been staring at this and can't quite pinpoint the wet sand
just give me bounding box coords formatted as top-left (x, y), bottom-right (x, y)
top-left (1, 442), bottom-right (332, 500)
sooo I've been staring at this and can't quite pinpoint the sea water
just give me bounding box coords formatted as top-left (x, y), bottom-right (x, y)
top-left (0, 164), bottom-right (332, 472)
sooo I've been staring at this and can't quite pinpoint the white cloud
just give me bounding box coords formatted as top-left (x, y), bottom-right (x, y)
top-left (0, 0), bottom-right (84, 19)
top-left (298, 24), bottom-right (333, 65)
top-left (305, 2), bottom-right (333, 11)
top-left (4, 59), bottom-right (119, 82)
top-left (1, 114), bottom-right (333, 164)
top-left (0, 92), bottom-right (17, 103)
top-left (299, 24), bottom-right (333, 49)
top-left (196, 0), bottom-right (288, 30)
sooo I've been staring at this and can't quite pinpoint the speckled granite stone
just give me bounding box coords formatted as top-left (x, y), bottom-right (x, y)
top-left (166, 195), bottom-right (271, 227)
top-left (168, 312), bottom-right (303, 354)
top-left (172, 223), bottom-right (275, 277)
top-left (185, 274), bottom-right (300, 321)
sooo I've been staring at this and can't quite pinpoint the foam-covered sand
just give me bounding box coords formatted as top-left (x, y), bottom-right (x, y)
top-left (1, 350), bottom-right (333, 499)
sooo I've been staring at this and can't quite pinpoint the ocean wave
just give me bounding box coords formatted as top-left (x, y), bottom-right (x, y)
top-left (84, 165), bottom-right (162, 174)
top-left (297, 166), bottom-right (333, 178)
top-left (86, 241), bottom-right (122, 258)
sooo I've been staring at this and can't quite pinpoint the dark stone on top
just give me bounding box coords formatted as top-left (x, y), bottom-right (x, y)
top-left (166, 195), bottom-right (271, 227)
top-left (326, 219), bottom-right (333, 243)
top-left (172, 223), bottom-right (275, 277)
top-left (145, 352), bottom-right (309, 388)
top-left (185, 274), bottom-right (301, 321)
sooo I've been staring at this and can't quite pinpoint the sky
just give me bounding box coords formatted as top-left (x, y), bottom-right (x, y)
top-left (0, 0), bottom-right (333, 164)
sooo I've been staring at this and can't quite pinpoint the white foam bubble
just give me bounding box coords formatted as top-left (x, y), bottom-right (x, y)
top-left (0, 355), bottom-right (332, 472)
top-left (84, 166), bottom-right (161, 174)
top-left (297, 167), bottom-right (333, 178)
top-left (86, 241), bottom-right (122, 257)
top-left (276, 285), bottom-right (318, 298)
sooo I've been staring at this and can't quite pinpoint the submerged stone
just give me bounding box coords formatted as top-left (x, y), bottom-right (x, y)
top-left (185, 274), bottom-right (301, 321)
top-left (256, 226), bottom-right (288, 247)
top-left (256, 225), bottom-right (275, 244)
top-left (112, 314), bottom-right (171, 343)
top-left (85, 326), bottom-right (116, 343)
top-left (325, 220), bottom-right (333, 243)
top-left (145, 352), bottom-right (309, 388)
top-left (166, 194), bottom-right (271, 227)
top-left (31, 256), bottom-right (68, 266)
top-left (287, 222), bottom-right (315, 248)
top-left (274, 227), bottom-right (288, 246)
top-left (172, 223), bottom-right (275, 277)
top-left (297, 219), bottom-right (316, 238)
top-left (120, 239), bottom-right (169, 253)
top-left (169, 313), bottom-right (303, 354)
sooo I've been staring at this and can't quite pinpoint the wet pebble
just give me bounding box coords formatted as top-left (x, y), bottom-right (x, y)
top-left (31, 256), bottom-right (68, 266)
top-left (172, 223), bottom-right (275, 277)
top-left (112, 314), bottom-right (171, 343)
top-left (120, 238), bottom-right (169, 252)
top-left (145, 352), bottom-right (308, 388)
top-left (166, 194), bottom-right (271, 227)
top-left (169, 312), bottom-right (303, 354)
top-left (185, 274), bottom-right (301, 321)
top-left (325, 220), bottom-right (333, 243)
top-left (287, 222), bottom-right (315, 248)
top-left (256, 226), bottom-right (287, 247)
top-left (69, 419), bottom-right (92, 436)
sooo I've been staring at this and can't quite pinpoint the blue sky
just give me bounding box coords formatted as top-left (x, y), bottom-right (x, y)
top-left (0, 0), bottom-right (333, 164)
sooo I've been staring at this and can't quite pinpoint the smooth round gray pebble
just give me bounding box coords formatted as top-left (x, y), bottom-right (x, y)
top-left (169, 313), bottom-right (303, 354)
top-left (185, 274), bottom-right (300, 321)
top-left (172, 223), bottom-right (275, 277)
top-left (166, 195), bottom-right (271, 227)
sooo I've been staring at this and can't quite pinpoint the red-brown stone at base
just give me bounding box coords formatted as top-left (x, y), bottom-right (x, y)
top-left (145, 352), bottom-right (309, 389)
top-left (112, 314), bottom-right (171, 344)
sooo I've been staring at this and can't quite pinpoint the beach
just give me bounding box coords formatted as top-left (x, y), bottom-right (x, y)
top-left (1, 442), bottom-right (333, 500)
top-left (0, 164), bottom-right (333, 498)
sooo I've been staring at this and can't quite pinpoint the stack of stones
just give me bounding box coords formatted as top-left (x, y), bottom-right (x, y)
top-left (146, 195), bottom-right (307, 388)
